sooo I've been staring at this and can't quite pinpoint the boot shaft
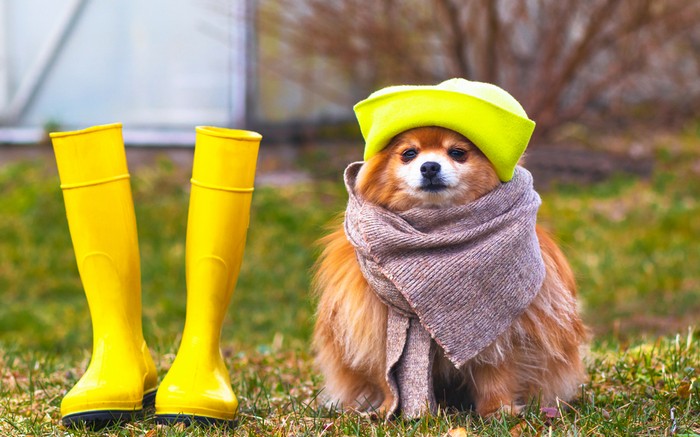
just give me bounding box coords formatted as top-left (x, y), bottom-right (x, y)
top-left (182, 127), bottom-right (261, 340)
top-left (51, 123), bottom-right (144, 342)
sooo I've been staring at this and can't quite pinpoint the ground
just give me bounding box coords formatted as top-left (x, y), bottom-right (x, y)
top-left (0, 127), bottom-right (698, 435)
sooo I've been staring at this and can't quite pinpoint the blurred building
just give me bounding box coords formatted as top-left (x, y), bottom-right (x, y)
top-left (0, 0), bottom-right (253, 144)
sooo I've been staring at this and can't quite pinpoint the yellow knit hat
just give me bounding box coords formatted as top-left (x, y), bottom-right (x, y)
top-left (353, 78), bottom-right (536, 182)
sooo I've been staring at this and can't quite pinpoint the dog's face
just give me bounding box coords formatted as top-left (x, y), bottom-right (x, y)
top-left (356, 126), bottom-right (501, 211)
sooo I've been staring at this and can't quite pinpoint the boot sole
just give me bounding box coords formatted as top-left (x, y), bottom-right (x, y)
top-left (155, 414), bottom-right (237, 428)
top-left (62, 409), bottom-right (136, 429)
top-left (61, 389), bottom-right (158, 429)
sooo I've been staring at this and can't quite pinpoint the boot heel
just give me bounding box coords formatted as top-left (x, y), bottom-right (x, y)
top-left (143, 388), bottom-right (158, 409)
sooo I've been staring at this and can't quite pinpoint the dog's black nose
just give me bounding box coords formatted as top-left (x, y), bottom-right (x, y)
top-left (420, 161), bottom-right (441, 179)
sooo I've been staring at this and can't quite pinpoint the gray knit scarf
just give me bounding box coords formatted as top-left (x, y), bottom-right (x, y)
top-left (343, 162), bottom-right (545, 418)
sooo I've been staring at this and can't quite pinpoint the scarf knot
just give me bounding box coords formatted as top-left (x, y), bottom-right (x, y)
top-left (343, 162), bottom-right (545, 418)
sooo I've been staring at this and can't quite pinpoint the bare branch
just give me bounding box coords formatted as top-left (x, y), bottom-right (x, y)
top-left (435, 0), bottom-right (472, 78)
top-left (258, 0), bottom-right (700, 138)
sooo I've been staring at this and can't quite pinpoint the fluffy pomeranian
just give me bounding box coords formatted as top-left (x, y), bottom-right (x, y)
top-left (312, 126), bottom-right (588, 417)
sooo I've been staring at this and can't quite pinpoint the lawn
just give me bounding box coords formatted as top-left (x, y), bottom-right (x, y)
top-left (0, 128), bottom-right (698, 435)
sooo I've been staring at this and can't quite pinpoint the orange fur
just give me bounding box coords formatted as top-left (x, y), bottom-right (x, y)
top-left (312, 127), bottom-right (589, 417)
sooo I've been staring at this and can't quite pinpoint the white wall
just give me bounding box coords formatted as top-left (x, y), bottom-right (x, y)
top-left (0, 0), bottom-right (249, 130)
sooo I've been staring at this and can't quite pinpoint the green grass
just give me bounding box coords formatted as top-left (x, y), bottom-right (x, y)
top-left (539, 132), bottom-right (700, 337)
top-left (0, 129), bottom-right (699, 435)
top-left (1, 333), bottom-right (698, 435)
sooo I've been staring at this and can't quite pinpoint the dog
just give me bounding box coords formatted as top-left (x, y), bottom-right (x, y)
top-left (312, 126), bottom-right (588, 418)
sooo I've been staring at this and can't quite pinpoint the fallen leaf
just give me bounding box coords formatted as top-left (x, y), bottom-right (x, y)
top-left (509, 421), bottom-right (528, 437)
top-left (677, 381), bottom-right (691, 399)
top-left (541, 406), bottom-right (561, 418)
top-left (446, 427), bottom-right (468, 437)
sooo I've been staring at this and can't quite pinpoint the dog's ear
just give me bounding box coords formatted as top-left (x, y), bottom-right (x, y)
top-left (356, 149), bottom-right (393, 200)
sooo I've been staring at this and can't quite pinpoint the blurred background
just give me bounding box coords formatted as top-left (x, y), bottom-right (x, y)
top-left (0, 0), bottom-right (699, 357)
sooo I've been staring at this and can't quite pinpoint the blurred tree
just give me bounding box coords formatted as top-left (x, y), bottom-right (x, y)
top-left (258, 0), bottom-right (700, 139)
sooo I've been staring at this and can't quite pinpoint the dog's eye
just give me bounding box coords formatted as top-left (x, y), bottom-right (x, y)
top-left (448, 148), bottom-right (468, 162)
top-left (401, 148), bottom-right (418, 162)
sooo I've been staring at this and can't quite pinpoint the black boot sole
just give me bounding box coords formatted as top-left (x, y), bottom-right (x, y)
top-left (61, 389), bottom-right (158, 429)
top-left (155, 413), bottom-right (237, 428)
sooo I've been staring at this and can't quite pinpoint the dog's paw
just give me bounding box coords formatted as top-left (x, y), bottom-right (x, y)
top-left (360, 394), bottom-right (396, 421)
top-left (477, 401), bottom-right (523, 419)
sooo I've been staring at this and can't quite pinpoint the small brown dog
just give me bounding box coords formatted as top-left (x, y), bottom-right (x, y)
top-left (312, 126), bottom-right (588, 417)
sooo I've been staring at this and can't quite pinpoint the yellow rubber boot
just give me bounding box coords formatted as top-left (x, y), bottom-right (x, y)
top-left (155, 127), bottom-right (261, 426)
top-left (51, 123), bottom-right (158, 428)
